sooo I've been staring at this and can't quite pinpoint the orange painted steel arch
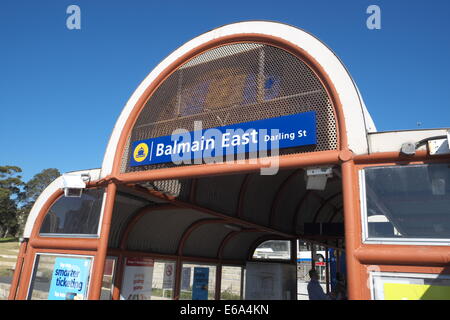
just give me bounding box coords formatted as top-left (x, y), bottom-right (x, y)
top-left (29, 190), bottom-right (64, 241)
top-left (189, 179), bottom-right (198, 203)
top-left (217, 231), bottom-right (240, 260)
top-left (28, 183), bottom-right (104, 242)
top-left (176, 218), bottom-right (228, 256)
top-left (113, 204), bottom-right (178, 300)
top-left (175, 218), bottom-right (226, 300)
top-left (216, 229), bottom-right (262, 260)
top-left (291, 190), bottom-right (314, 234)
top-left (145, 187), bottom-right (297, 239)
top-left (299, 190), bottom-right (343, 229)
top-left (311, 192), bottom-right (342, 224)
top-left (328, 205), bottom-right (344, 223)
top-left (269, 169), bottom-right (303, 227)
top-left (236, 173), bottom-right (252, 219)
top-left (109, 32), bottom-right (349, 179)
top-left (119, 204), bottom-right (178, 250)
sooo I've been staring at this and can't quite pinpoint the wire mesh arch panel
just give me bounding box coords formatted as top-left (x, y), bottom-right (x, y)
top-left (121, 42), bottom-right (338, 174)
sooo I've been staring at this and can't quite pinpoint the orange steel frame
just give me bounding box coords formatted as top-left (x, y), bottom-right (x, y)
top-left (9, 32), bottom-right (450, 300)
top-left (352, 153), bottom-right (450, 299)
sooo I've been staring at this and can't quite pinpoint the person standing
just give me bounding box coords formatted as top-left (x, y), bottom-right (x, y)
top-left (307, 269), bottom-right (330, 300)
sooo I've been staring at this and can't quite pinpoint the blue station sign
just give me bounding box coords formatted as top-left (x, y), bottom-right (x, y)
top-left (130, 111), bottom-right (317, 167)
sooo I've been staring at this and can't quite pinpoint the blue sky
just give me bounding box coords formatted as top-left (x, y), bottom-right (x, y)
top-left (1, 0), bottom-right (450, 182)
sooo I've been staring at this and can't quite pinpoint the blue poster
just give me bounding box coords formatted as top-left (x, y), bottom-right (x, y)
top-left (192, 267), bottom-right (209, 300)
top-left (329, 248), bottom-right (337, 292)
top-left (48, 257), bottom-right (91, 300)
top-left (130, 111), bottom-right (317, 167)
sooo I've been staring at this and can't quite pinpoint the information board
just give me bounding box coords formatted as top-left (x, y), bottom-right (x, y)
top-left (48, 257), bottom-right (91, 300)
top-left (192, 267), bottom-right (209, 300)
top-left (120, 257), bottom-right (154, 300)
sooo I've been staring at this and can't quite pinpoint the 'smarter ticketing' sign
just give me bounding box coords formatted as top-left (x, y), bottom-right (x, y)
top-left (48, 257), bottom-right (91, 300)
top-left (130, 111), bottom-right (316, 167)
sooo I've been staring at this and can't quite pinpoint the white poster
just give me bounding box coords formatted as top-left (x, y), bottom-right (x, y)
top-left (245, 262), bottom-right (297, 300)
top-left (120, 257), bottom-right (154, 300)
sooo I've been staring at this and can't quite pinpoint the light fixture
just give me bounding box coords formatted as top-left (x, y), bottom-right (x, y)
top-left (305, 167), bottom-right (333, 191)
top-left (61, 173), bottom-right (89, 197)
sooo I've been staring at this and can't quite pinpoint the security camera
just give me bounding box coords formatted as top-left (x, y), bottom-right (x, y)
top-left (61, 173), bottom-right (88, 197)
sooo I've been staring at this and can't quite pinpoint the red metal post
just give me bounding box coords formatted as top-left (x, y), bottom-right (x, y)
top-left (89, 182), bottom-right (117, 299)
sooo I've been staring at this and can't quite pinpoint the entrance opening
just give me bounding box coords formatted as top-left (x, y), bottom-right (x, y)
top-left (104, 166), bottom-right (345, 300)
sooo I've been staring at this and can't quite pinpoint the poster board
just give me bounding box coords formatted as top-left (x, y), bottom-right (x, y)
top-left (120, 257), bottom-right (154, 300)
top-left (192, 267), bottom-right (209, 300)
top-left (245, 262), bottom-right (297, 300)
top-left (48, 257), bottom-right (92, 300)
top-left (370, 272), bottom-right (450, 300)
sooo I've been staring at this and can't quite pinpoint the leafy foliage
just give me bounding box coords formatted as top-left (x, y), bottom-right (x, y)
top-left (0, 166), bottom-right (24, 238)
top-left (0, 166), bottom-right (60, 238)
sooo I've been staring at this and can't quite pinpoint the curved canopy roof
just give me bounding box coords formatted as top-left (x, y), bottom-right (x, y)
top-left (106, 168), bottom-right (343, 262)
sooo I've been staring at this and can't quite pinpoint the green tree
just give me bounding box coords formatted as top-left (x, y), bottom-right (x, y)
top-left (0, 166), bottom-right (61, 238)
top-left (18, 168), bottom-right (61, 236)
top-left (24, 168), bottom-right (61, 204)
top-left (0, 166), bottom-right (25, 238)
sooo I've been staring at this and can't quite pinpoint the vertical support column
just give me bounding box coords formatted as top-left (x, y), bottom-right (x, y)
top-left (174, 257), bottom-right (182, 300)
top-left (290, 239), bottom-right (297, 265)
top-left (15, 246), bottom-right (36, 300)
top-left (341, 157), bottom-right (362, 300)
top-left (215, 264), bottom-right (222, 300)
top-left (112, 252), bottom-right (124, 300)
top-left (8, 239), bottom-right (28, 300)
top-left (89, 182), bottom-right (117, 300)
top-left (291, 239), bottom-right (298, 301)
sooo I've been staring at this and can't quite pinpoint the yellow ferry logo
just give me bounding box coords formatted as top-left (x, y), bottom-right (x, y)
top-left (133, 143), bottom-right (149, 162)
